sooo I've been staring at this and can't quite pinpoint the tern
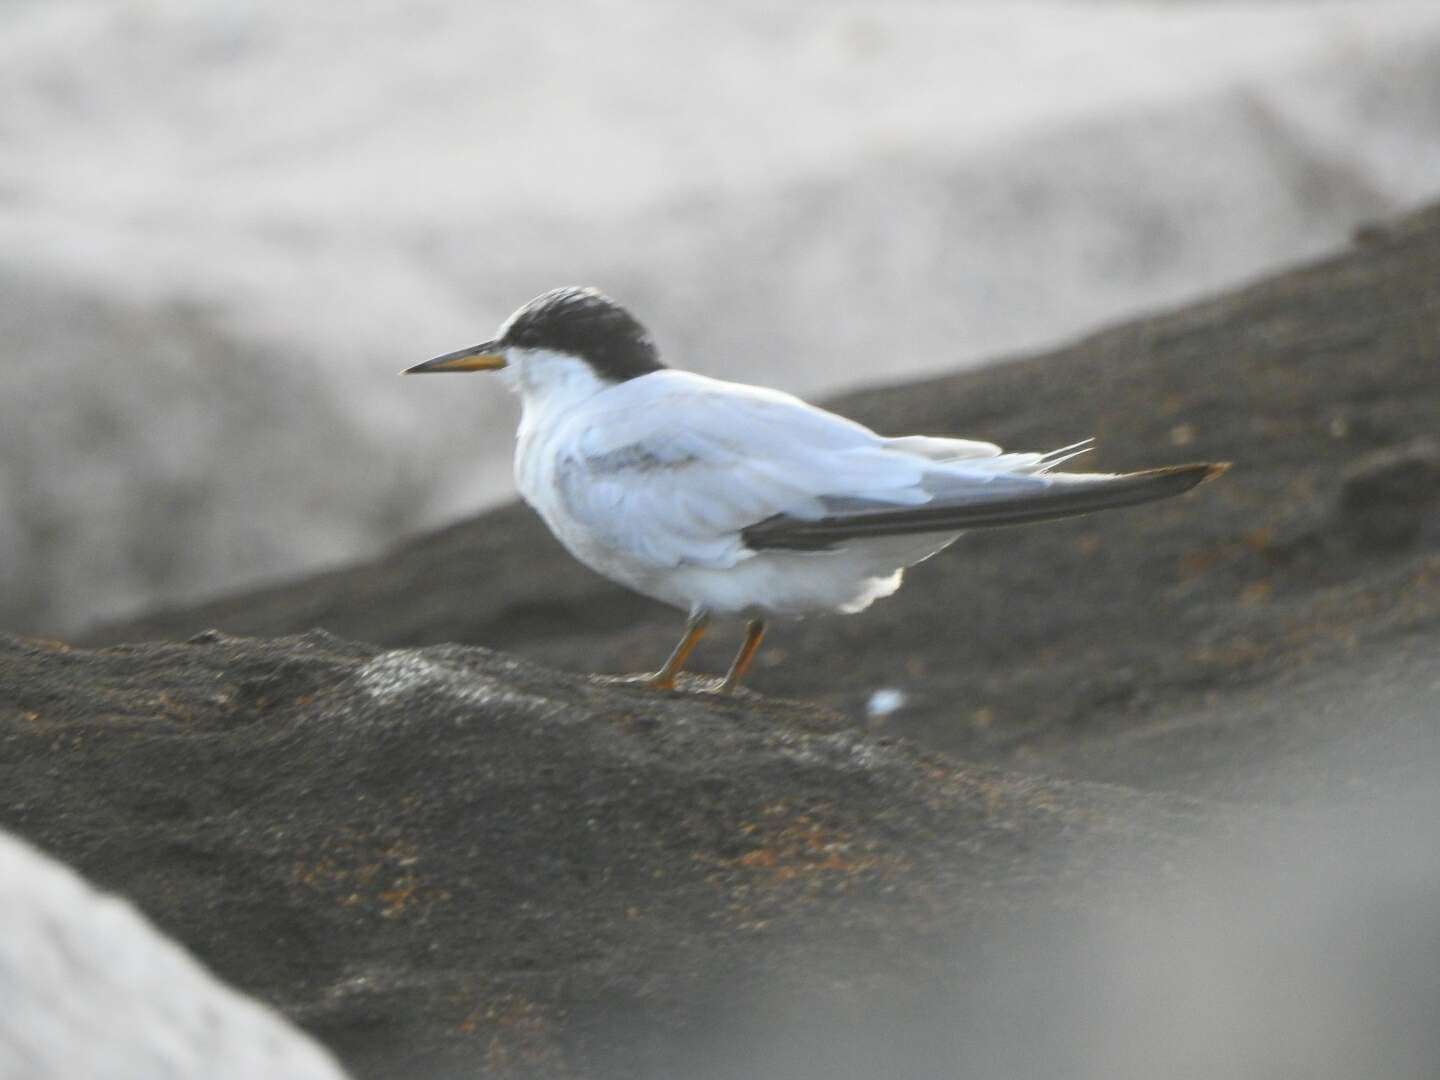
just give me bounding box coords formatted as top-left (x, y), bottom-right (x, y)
top-left (406, 287), bottom-right (1226, 692)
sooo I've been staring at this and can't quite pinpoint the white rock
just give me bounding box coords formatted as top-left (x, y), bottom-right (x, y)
top-left (0, 830), bottom-right (347, 1080)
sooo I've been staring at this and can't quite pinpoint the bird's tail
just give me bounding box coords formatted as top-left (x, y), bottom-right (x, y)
top-left (742, 462), bottom-right (1229, 551)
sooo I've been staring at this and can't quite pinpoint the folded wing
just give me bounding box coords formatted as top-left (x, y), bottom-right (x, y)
top-left (553, 373), bottom-right (939, 568)
top-left (551, 370), bottom-right (1225, 567)
top-left (742, 462), bottom-right (1227, 551)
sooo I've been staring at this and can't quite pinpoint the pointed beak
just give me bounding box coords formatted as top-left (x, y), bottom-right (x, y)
top-left (402, 341), bottom-right (507, 374)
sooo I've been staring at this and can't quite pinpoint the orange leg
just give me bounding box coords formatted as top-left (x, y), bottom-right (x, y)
top-left (720, 619), bottom-right (767, 694)
top-left (648, 611), bottom-right (710, 690)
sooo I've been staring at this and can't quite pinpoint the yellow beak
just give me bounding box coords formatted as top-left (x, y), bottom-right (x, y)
top-left (403, 341), bottom-right (507, 374)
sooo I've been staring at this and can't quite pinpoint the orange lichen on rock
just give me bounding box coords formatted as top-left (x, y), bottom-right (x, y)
top-left (716, 804), bottom-right (901, 886)
top-left (291, 831), bottom-right (448, 920)
top-left (454, 993), bottom-right (570, 1077)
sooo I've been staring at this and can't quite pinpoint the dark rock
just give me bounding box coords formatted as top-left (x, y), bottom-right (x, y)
top-left (1336, 438), bottom-right (1440, 551)
top-left (0, 632), bottom-right (1240, 1079)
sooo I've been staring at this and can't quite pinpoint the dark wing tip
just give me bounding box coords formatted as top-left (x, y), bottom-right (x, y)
top-left (742, 459), bottom-right (1231, 552)
top-left (1139, 461), bottom-right (1231, 491)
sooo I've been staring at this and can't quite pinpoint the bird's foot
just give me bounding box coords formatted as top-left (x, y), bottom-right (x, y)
top-left (645, 672), bottom-right (679, 691)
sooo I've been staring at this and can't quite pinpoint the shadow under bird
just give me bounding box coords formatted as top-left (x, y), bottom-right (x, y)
top-left (406, 287), bottom-right (1227, 691)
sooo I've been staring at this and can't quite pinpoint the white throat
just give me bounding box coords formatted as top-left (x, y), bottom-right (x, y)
top-left (504, 347), bottom-right (615, 425)
top-left (504, 347), bottom-right (612, 401)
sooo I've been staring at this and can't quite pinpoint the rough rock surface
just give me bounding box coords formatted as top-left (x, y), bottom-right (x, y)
top-left (91, 203), bottom-right (1440, 803)
top-left (0, 632), bottom-right (1244, 1079)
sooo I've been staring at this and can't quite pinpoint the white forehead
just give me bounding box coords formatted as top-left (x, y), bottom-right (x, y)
top-left (495, 305), bottom-right (522, 338)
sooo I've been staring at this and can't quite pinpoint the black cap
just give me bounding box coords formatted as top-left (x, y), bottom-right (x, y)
top-left (499, 287), bottom-right (664, 383)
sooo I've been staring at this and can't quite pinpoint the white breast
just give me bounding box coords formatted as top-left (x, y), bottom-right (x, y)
top-left (511, 354), bottom-right (675, 599)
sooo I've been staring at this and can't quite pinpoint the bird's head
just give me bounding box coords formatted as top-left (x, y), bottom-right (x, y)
top-left (404, 287), bottom-right (664, 394)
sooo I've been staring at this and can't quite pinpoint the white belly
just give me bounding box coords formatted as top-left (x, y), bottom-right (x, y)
top-left (642, 534), bottom-right (958, 616)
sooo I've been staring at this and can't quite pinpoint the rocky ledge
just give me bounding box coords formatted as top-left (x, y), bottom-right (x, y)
top-left (2, 630), bottom-right (1248, 1078)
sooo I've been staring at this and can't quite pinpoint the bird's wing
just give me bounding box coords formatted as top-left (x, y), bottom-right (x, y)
top-left (744, 460), bottom-right (1227, 550)
top-left (881, 434), bottom-right (1003, 461)
top-left (551, 372), bottom-right (1222, 565)
top-left (551, 373), bottom-right (937, 569)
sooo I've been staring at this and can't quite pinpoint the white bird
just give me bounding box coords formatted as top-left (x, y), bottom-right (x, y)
top-left (406, 287), bottom-right (1226, 692)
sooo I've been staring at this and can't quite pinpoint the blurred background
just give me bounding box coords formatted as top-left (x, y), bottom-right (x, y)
top-left (4, 0), bottom-right (1440, 636)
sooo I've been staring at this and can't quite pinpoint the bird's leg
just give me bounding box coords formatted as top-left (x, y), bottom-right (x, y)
top-left (648, 610), bottom-right (711, 690)
top-left (719, 619), bottom-right (767, 694)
